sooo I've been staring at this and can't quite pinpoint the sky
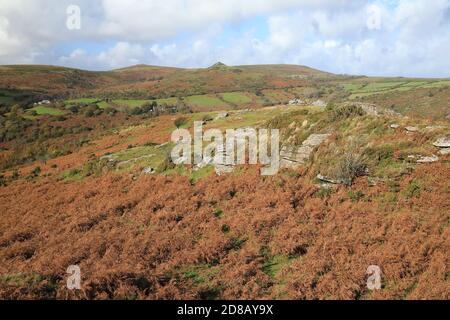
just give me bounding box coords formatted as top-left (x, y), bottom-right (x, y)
top-left (0, 0), bottom-right (450, 77)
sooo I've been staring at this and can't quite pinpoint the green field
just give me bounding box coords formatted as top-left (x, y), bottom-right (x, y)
top-left (155, 97), bottom-right (178, 105)
top-left (30, 106), bottom-right (68, 116)
top-left (112, 99), bottom-right (149, 108)
top-left (220, 92), bottom-right (252, 105)
top-left (185, 95), bottom-right (228, 110)
top-left (346, 80), bottom-right (450, 99)
top-left (65, 98), bottom-right (100, 105)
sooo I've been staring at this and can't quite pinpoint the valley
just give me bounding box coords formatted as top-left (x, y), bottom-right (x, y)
top-left (0, 63), bottom-right (448, 300)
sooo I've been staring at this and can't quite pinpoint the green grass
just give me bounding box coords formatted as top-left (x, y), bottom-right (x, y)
top-left (113, 143), bottom-right (173, 173)
top-left (185, 95), bottom-right (228, 109)
top-left (346, 80), bottom-right (450, 99)
top-left (97, 101), bottom-right (111, 109)
top-left (30, 106), bottom-right (68, 116)
top-left (220, 92), bottom-right (252, 105)
top-left (155, 97), bottom-right (178, 105)
top-left (65, 97), bottom-right (178, 110)
top-left (261, 255), bottom-right (292, 278)
top-left (65, 98), bottom-right (99, 104)
top-left (0, 96), bottom-right (14, 104)
top-left (112, 99), bottom-right (149, 108)
top-left (1, 273), bottom-right (44, 287)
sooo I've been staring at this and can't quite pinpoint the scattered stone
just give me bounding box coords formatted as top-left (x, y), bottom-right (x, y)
top-left (433, 137), bottom-right (450, 148)
top-left (439, 148), bottom-right (450, 155)
top-left (215, 112), bottom-right (229, 120)
top-left (312, 100), bottom-right (327, 108)
top-left (390, 124), bottom-right (400, 129)
top-left (425, 125), bottom-right (445, 131)
top-left (405, 126), bottom-right (419, 133)
top-left (368, 177), bottom-right (384, 187)
top-left (142, 167), bottom-right (155, 175)
top-left (360, 104), bottom-right (380, 116)
top-left (289, 98), bottom-right (304, 105)
top-left (317, 174), bottom-right (345, 185)
top-left (100, 154), bottom-right (117, 162)
top-left (416, 155), bottom-right (439, 163)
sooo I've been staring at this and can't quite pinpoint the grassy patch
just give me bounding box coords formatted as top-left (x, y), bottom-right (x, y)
top-left (220, 92), bottom-right (252, 105)
top-left (262, 255), bottom-right (292, 278)
top-left (185, 95), bottom-right (228, 110)
top-left (112, 99), bottom-right (149, 108)
top-left (30, 106), bottom-right (68, 116)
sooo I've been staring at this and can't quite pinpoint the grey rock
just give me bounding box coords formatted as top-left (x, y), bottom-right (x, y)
top-left (433, 137), bottom-right (450, 148)
top-left (312, 100), bottom-right (327, 108)
top-left (215, 112), bottom-right (229, 120)
top-left (416, 155), bottom-right (439, 163)
top-left (405, 126), bottom-right (419, 133)
top-left (280, 134), bottom-right (330, 169)
top-left (317, 174), bottom-right (345, 185)
top-left (425, 125), bottom-right (445, 131)
top-left (142, 167), bottom-right (155, 175)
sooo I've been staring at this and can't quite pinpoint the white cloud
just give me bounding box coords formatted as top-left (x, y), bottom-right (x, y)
top-left (0, 0), bottom-right (449, 77)
top-left (59, 42), bottom-right (150, 70)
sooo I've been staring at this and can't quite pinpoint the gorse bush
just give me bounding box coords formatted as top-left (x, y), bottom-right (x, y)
top-left (328, 104), bottom-right (366, 122)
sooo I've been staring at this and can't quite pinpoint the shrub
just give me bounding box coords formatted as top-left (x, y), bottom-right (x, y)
top-left (335, 151), bottom-right (367, 186)
top-left (348, 190), bottom-right (364, 202)
top-left (174, 117), bottom-right (188, 129)
top-left (315, 188), bottom-right (333, 199)
top-left (364, 144), bottom-right (394, 162)
top-left (404, 181), bottom-right (421, 199)
top-left (328, 104), bottom-right (366, 122)
top-left (221, 224), bottom-right (230, 234)
top-left (213, 208), bottom-right (223, 218)
top-left (69, 106), bottom-right (79, 114)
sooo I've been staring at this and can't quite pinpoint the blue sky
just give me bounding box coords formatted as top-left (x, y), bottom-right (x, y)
top-left (1, 0), bottom-right (450, 77)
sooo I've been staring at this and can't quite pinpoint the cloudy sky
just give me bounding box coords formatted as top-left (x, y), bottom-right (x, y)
top-left (1, 0), bottom-right (450, 77)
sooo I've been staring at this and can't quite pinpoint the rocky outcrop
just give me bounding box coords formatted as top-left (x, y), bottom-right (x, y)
top-left (343, 102), bottom-right (401, 117)
top-left (289, 98), bottom-right (304, 106)
top-left (280, 134), bottom-right (331, 169)
top-left (312, 100), bottom-right (327, 108)
top-left (215, 112), bottom-right (229, 121)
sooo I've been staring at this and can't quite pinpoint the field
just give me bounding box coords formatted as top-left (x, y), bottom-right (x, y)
top-left (344, 79), bottom-right (450, 99)
top-left (220, 92), bottom-right (253, 105)
top-left (185, 95), bottom-right (229, 111)
top-left (29, 106), bottom-right (68, 116)
top-left (0, 63), bottom-right (449, 300)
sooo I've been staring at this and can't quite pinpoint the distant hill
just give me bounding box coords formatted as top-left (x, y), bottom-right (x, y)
top-left (0, 63), bottom-right (340, 100)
